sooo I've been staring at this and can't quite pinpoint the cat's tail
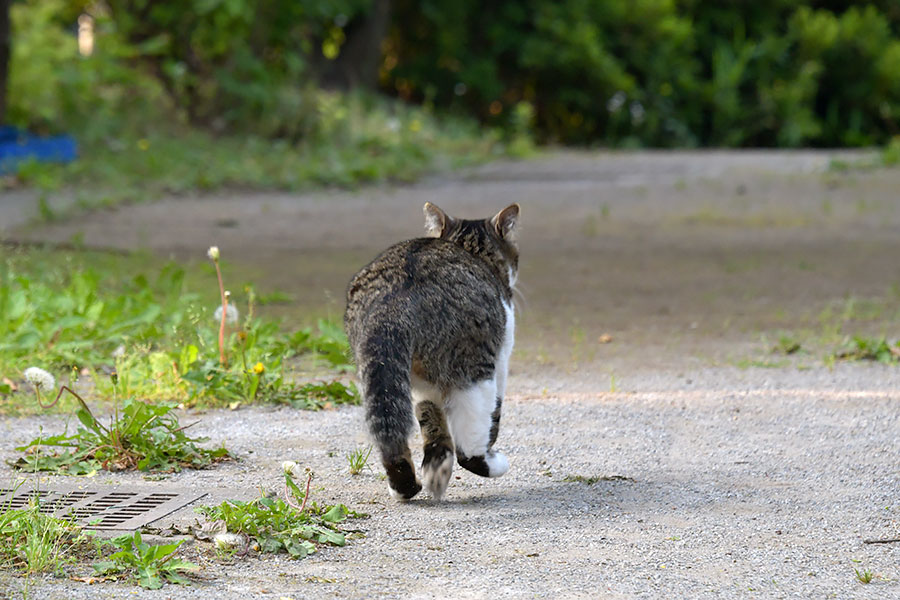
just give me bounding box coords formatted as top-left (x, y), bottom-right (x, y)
top-left (356, 326), bottom-right (422, 500)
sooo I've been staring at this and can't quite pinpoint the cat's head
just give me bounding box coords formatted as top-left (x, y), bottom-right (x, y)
top-left (423, 202), bottom-right (520, 287)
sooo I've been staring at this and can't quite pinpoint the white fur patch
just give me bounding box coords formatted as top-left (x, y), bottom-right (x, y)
top-left (423, 452), bottom-right (454, 500)
top-left (446, 379), bottom-right (497, 457)
top-left (410, 373), bottom-right (442, 407)
top-left (486, 452), bottom-right (509, 477)
top-left (495, 299), bottom-right (515, 401)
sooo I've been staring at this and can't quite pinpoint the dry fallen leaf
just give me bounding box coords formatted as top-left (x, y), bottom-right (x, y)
top-left (598, 334), bottom-right (613, 344)
top-left (193, 518), bottom-right (228, 541)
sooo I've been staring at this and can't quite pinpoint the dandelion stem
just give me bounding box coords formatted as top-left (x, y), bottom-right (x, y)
top-left (213, 260), bottom-right (228, 366)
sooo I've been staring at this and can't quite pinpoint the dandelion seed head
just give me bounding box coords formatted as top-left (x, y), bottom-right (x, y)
top-left (23, 367), bottom-right (55, 393)
top-left (214, 304), bottom-right (240, 325)
top-left (213, 533), bottom-right (243, 550)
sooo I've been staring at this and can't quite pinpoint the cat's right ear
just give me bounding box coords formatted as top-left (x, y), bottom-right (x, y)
top-left (423, 202), bottom-right (450, 237)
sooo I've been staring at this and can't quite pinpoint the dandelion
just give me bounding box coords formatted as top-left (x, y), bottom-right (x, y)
top-left (23, 367), bottom-right (55, 393)
top-left (282, 461), bottom-right (299, 476)
top-left (252, 362), bottom-right (265, 375)
top-left (213, 304), bottom-right (240, 325)
top-left (207, 245), bottom-right (228, 365)
top-left (213, 532), bottom-right (244, 551)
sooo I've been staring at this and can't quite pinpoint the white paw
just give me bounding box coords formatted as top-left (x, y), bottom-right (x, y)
top-left (486, 452), bottom-right (509, 477)
top-left (423, 453), bottom-right (454, 500)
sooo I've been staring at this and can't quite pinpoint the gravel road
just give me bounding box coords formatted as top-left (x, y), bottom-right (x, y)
top-left (1, 365), bottom-right (898, 599)
top-left (2, 150), bottom-right (899, 598)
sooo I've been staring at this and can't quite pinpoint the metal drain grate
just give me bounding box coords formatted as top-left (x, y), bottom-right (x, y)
top-left (0, 483), bottom-right (206, 530)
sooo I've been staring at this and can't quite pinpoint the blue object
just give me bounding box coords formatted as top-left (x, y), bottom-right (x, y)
top-left (0, 126), bottom-right (78, 174)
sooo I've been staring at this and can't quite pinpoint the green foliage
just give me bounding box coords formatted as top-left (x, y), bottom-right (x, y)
top-left (835, 336), bottom-right (900, 364)
top-left (347, 446), bottom-right (372, 475)
top-left (12, 393), bottom-right (231, 474)
top-left (774, 335), bottom-right (802, 355)
top-left (196, 469), bottom-right (356, 560)
top-left (384, 0), bottom-right (900, 147)
top-left (0, 250), bottom-right (357, 410)
top-left (104, 0), bottom-right (371, 133)
top-left (8, 0), bottom-right (166, 140)
top-left (0, 490), bottom-right (88, 575)
top-left (93, 532), bottom-right (197, 589)
top-left (855, 568), bottom-right (874, 584)
top-left (8, 1), bottom-right (499, 202)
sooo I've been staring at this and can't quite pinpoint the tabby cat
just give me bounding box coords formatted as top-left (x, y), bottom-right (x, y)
top-left (344, 202), bottom-right (520, 500)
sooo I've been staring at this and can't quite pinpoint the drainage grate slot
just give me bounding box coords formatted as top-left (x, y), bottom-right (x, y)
top-left (1, 483), bottom-right (206, 530)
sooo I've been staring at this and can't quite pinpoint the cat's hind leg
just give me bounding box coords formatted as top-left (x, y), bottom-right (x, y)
top-left (447, 379), bottom-right (509, 478)
top-left (415, 400), bottom-right (454, 500)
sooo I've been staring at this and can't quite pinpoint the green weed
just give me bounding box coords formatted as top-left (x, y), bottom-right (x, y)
top-left (0, 483), bottom-right (97, 576)
top-left (855, 568), bottom-right (874, 584)
top-left (0, 249), bottom-right (356, 410)
top-left (196, 468), bottom-right (360, 560)
top-left (835, 336), bottom-right (900, 364)
top-left (93, 531), bottom-right (198, 589)
top-left (347, 446), bottom-right (373, 475)
top-left (774, 335), bottom-right (802, 355)
top-left (11, 385), bottom-right (230, 474)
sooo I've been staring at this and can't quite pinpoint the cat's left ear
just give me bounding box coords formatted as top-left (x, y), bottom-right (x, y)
top-left (424, 202), bottom-right (451, 237)
top-left (491, 204), bottom-right (520, 242)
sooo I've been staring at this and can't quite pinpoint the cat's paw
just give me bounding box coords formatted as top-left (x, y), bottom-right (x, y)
top-left (388, 479), bottom-right (422, 501)
top-left (423, 451), bottom-right (454, 500)
top-left (485, 451), bottom-right (509, 477)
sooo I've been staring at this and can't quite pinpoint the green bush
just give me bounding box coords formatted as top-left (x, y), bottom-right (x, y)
top-left (8, 0), bottom-right (900, 148)
top-left (383, 0), bottom-right (900, 147)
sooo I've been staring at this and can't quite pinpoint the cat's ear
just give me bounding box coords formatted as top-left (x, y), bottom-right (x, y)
top-left (491, 203), bottom-right (520, 242)
top-left (423, 202), bottom-right (450, 237)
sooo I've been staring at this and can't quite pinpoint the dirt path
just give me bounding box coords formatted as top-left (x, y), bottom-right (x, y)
top-left (2, 150), bottom-right (900, 598)
top-left (2, 366), bottom-right (899, 599)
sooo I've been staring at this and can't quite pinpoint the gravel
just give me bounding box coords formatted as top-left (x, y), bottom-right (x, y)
top-left (1, 365), bottom-right (898, 599)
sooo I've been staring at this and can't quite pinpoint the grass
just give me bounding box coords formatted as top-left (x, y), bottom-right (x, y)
top-left (347, 446), bottom-right (373, 475)
top-left (735, 291), bottom-right (900, 370)
top-left (0, 481), bottom-right (105, 578)
top-left (11, 384), bottom-right (230, 475)
top-left (855, 568), bottom-right (874, 584)
top-left (1, 497), bottom-right (80, 575)
top-left (829, 137), bottom-right (900, 172)
top-left (10, 92), bottom-right (504, 216)
top-left (0, 246), bottom-right (357, 413)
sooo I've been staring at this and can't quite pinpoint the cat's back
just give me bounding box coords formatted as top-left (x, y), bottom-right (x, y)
top-left (346, 236), bottom-right (503, 309)
top-left (344, 236), bottom-right (507, 348)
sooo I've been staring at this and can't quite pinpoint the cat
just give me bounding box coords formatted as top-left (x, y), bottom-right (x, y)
top-left (344, 202), bottom-right (520, 500)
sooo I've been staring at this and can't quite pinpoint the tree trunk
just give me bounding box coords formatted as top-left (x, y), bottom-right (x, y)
top-left (0, 0), bottom-right (10, 124)
top-left (318, 0), bottom-right (390, 90)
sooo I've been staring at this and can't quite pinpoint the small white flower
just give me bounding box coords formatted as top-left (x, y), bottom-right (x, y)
top-left (282, 460), bottom-right (298, 475)
top-left (213, 304), bottom-right (240, 325)
top-left (24, 367), bottom-right (55, 393)
top-left (213, 532), bottom-right (244, 551)
top-left (207, 246), bottom-right (220, 261)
